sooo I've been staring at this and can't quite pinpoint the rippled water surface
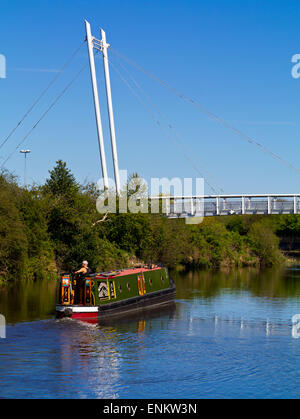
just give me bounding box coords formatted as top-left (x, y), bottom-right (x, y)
top-left (1, 266), bottom-right (300, 398)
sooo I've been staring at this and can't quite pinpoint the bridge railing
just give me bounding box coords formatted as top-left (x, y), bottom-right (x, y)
top-left (149, 194), bottom-right (300, 218)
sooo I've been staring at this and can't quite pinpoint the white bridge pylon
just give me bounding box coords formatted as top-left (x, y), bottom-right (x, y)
top-left (85, 20), bottom-right (121, 195)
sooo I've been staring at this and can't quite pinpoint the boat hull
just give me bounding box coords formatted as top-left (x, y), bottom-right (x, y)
top-left (56, 284), bottom-right (176, 322)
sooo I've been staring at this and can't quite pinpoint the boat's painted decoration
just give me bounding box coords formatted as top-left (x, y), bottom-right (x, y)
top-left (90, 267), bottom-right (170, 306)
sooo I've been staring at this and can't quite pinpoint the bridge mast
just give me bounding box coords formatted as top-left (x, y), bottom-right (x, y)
top-left (85, 20), bottom-right (109, 190)
top-left (100, 28), bottom-right (121, 196)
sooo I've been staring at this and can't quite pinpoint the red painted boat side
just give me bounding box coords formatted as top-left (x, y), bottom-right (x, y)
top-left (71, 312), bottom-right (98, 320)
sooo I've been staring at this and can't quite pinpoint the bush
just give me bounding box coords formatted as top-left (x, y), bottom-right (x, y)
top-left (248, 221), bottom-right (284, 266)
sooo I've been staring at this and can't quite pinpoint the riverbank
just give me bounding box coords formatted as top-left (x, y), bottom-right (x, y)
top-left (0, 160), bottom-right (298, 281)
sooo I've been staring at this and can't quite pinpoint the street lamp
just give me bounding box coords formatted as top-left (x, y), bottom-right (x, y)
top-left (20, 149), bottom-right (31, 188)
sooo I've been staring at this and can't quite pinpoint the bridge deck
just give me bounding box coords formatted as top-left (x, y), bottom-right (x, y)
top-left (150, 194), bottom-right (300, 218)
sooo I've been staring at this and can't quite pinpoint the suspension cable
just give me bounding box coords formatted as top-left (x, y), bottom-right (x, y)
top-left (1, 61), bottom-right (89, 169)
top-left (110, 47), bottom-right (300, 176)
top-left (111, 54), bottom-right (224, 194)
top-left (0, 39), bottom-right (86, 152)
top-left (107, 57), bottom-right (220, 194)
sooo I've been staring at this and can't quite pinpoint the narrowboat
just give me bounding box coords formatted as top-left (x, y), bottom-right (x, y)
top-left (56, 265), bottom-right (176, 321)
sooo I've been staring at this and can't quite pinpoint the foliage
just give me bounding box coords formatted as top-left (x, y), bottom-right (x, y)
top-left (0, 175), bottom-right (28, 279)
top-left (0, 162), bottom-right (294, 280)
top-left (248, 221), bottom-right (284, 266)
top-left (141, 216), bottom-right (191, 266)
top-left (43, 160), bottom-right (79, 198)
top-left (189, 219), bottom-right (252, 268)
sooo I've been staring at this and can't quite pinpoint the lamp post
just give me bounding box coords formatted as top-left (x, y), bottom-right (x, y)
top-left (20, 149), bottom-right (30, 188)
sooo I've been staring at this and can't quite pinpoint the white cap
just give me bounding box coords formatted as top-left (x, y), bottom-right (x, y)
top-left (82, 260), bottom-right (88, 266)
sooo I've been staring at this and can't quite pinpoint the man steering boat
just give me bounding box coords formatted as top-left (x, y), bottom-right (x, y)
top-left (74, 261), bottom-right (90, 304)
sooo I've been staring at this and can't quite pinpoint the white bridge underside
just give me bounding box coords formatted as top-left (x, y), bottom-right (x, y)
top-left (152, 194), bottom-right (300, 218)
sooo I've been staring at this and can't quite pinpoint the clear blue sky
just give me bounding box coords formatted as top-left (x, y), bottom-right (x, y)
top-left (1, 0), bottom-right (300, 194)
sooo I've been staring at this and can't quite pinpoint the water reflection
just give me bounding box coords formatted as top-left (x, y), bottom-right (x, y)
top-left (0, 279), bottom-right (57, 324)
top-left (55, 319), bottom-right (121, 398)
top-left (1, 267), bottom-right (300, 398)
top-left (184, 315), bottom-right (291, 338)
top-left (173, 265), bottom-right (300, 299)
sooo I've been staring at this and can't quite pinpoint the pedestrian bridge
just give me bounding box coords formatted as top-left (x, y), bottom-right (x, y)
top-left (150, 194), bottom-right (300, 218)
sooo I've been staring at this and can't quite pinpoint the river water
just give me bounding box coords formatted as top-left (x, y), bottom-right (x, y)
top-left (1, 266), bottom-right (300, 398)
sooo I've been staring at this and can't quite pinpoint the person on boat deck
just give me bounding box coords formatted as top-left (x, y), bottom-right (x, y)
top-left (75, 260), bottom-right (90, 276)
top-left (75, 261), bottom-right (90, 304)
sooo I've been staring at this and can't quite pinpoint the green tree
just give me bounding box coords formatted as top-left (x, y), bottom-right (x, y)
top-left (0, 175), bottom-right (28, 279)
top-left (248, 221), bottom-right (283, 266)
top-left (142, 216), bottom-right (191, 267)
top-left (18, 188), bottom-right (56, 279)
top-left (102, 213), bottom-right (151, 257)
top-left (44, 160), bottom-right (79, 198)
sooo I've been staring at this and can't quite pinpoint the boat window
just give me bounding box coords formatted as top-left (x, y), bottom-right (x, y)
top-left (109, 281), bottom-right (116, 299)
top-left (98, 281), bottom-right (109, 300)
top-left (161, 275), bottom-right (165, 282)
top-left (149, 278), bottom-right (152, 287)
top-left (119, 284), bottom-right (122, 293)
top-left (127, 283), bottom-right (131, 291)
